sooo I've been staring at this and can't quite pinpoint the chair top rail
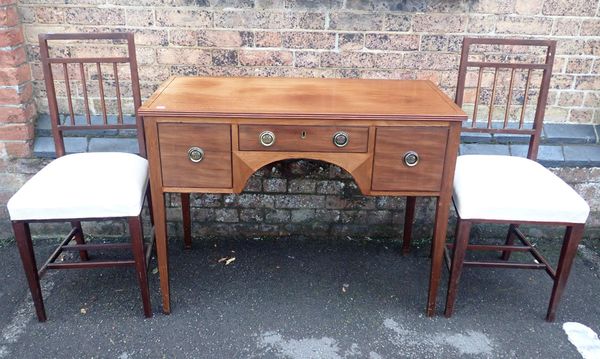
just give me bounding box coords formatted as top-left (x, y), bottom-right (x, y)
top-left (39, 33), bottom-right (132, 41)
top-left (463, 37), bottom-right (556, 47)
top-left (465, 62), bottom-right (549, 70)
top-left (45, 57), bottom-right (131, 64)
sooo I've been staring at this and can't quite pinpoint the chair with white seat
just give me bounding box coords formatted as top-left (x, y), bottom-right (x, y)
top-left (443, 37), bottom-right (589, 321)
top-left (403, 38), bottom-right (590, 321)
top-left (7, 33), bottom-right (153, 321)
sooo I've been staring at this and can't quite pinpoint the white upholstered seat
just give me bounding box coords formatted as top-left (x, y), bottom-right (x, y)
top-left (8, 152), bottom-right (148, 221)
top-left (453, 155), bottom-right (589, 224)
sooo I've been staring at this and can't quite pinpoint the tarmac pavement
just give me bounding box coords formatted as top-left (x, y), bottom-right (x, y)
top-left (0, 235), bottom-right (599, 358)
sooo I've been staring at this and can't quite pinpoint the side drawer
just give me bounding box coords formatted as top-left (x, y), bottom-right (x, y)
top-left (372, 126), bottom-right (448, 192)
top-left (238, 125), bottom-right (368, 152)
top-left (158, 123), bottom-right (232, 188)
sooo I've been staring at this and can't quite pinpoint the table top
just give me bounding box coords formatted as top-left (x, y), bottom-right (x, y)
top-left (139, 76), bottom-right (466, 121)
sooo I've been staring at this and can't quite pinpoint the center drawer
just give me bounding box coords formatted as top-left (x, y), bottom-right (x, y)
top-left (238, 125), bottom-right (368, 152)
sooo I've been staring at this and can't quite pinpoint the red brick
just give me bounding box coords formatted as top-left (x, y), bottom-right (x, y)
top-left (0, 5), bottom-right (18, 27)
top-left (0, 83), bottom-right (32, 105)
top-left (0, 64), bottom-right (31, 86)
top-left (0, 47), bottom-right (26, 67)
top-left (0, 123), bottom-right (34, 141)
top-left (0, 28), bottom-right (24, 47)
top-left (0, 141), bottom-right (32, 159)
top-left (0, 102), bottom-right (36, 123)
top-left (0, 88), bottom-right (18, 105)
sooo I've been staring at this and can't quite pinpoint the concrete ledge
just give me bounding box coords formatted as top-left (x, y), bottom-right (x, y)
top-left (34, 114), bottom-right (600, 167)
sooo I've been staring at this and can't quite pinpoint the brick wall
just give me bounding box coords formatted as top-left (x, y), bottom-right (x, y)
top-left (0, 0), bottom-right (599, 241)
top-left (16, 0), bottom-right (600, 124)
top-left (0, 0), bottom-right (36, 235)
top-left (0, 1), bottom-right (35, 157)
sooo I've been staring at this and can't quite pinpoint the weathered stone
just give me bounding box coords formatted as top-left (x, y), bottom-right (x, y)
top-left (543, 0), bottom-right (596, 16)
top-left (413, 14), bottom-right (466, 33)
top-left (329, 12), bottom-right (384, 31)
top-left (265, 209), bottom-right (291, 223)
top-left (365, 34), bottom-right (419, 51)
top-left (288, 179), bottom-right (317, 193)
top-left (263, 178), bottom-right (287, 192)
top-left (290, 209), bottom-right (316, 222)
top-left (214, 208), bottom-right (239, 223)
top-left (239, 209), bottom-right (264, 222)
top-left (275, 195), bottom-right (325, 209)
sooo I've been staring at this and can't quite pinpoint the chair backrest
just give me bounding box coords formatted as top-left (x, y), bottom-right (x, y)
top-left (38, 33), bottom-right (144, 157)
top-left (455, 37), bottom-right (556, 161)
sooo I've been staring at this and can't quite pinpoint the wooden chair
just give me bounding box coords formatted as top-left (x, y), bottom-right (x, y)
top-left (7, 33), bottom-right (154, 321)
top-left (435, 37), bottom-right (589, 321)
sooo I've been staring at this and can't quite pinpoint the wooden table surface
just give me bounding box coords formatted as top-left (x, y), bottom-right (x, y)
top-left (141, 76), bottom-right (465, 119)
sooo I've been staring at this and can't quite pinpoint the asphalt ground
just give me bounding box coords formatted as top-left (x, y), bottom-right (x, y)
top-left (0, 234), bottom-right (599, 359)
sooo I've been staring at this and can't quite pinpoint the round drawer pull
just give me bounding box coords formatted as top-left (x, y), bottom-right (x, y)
top-left (259, 130), bottom-right (276, 147)
top-left (403, 151), bottom-right (419, 167)
top-left (333, 131), bottom-right (349, 148)
top-left (188, 147), bottom-right (205, 163)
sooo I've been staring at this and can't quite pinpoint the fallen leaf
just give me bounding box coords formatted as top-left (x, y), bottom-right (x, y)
top-left (152, 268), bottom-right (159, 275)
top-left (225, 257), bottom-right (236, 265)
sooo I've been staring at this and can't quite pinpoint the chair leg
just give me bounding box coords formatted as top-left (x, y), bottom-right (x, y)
top-left (546, 224), bottom-right (584, 322)
top-left (70, 221), bottom-right (89, 261)
top-left (128, 216), bottom-right (152, 318)
top-left (146, 186), bottom-right (154, 227)
top-left (500, 224), bottom-right (519, 261)
top-left (444, 218), bottom-right (472, 318)
top-left (402, 196), bottom-right (416, 255)
top-left (12, 221), bottom-right (47, 322)
top-left (181, 193), bottom-right (192, 249)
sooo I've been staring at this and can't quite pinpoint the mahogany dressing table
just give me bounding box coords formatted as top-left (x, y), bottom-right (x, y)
top-left (138, 76), bottom-right (467, 316)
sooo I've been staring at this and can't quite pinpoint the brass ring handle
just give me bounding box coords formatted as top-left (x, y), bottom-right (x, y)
top-left (259, 130), bottom-right (276, 147)
top-left (188, 147), bottom-right (204, 163)
top-left (403, 151), bottom-right (419, 167)
top-left (333, 131), bottom-right (349, 148)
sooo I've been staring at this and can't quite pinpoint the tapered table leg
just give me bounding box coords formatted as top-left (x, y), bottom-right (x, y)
top-left (427, 194), bottom-right (452, 315)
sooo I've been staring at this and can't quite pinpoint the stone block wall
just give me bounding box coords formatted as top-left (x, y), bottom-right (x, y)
top-left (0, 0), bottom-right (599, 241)
top-left (15, 0), bottom-right (600, 124)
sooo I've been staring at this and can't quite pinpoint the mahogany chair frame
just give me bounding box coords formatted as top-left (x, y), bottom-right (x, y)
top-left (13, 33), bottom-right (153, 321)
top-left (405, 37), bottom-right (584, 321)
